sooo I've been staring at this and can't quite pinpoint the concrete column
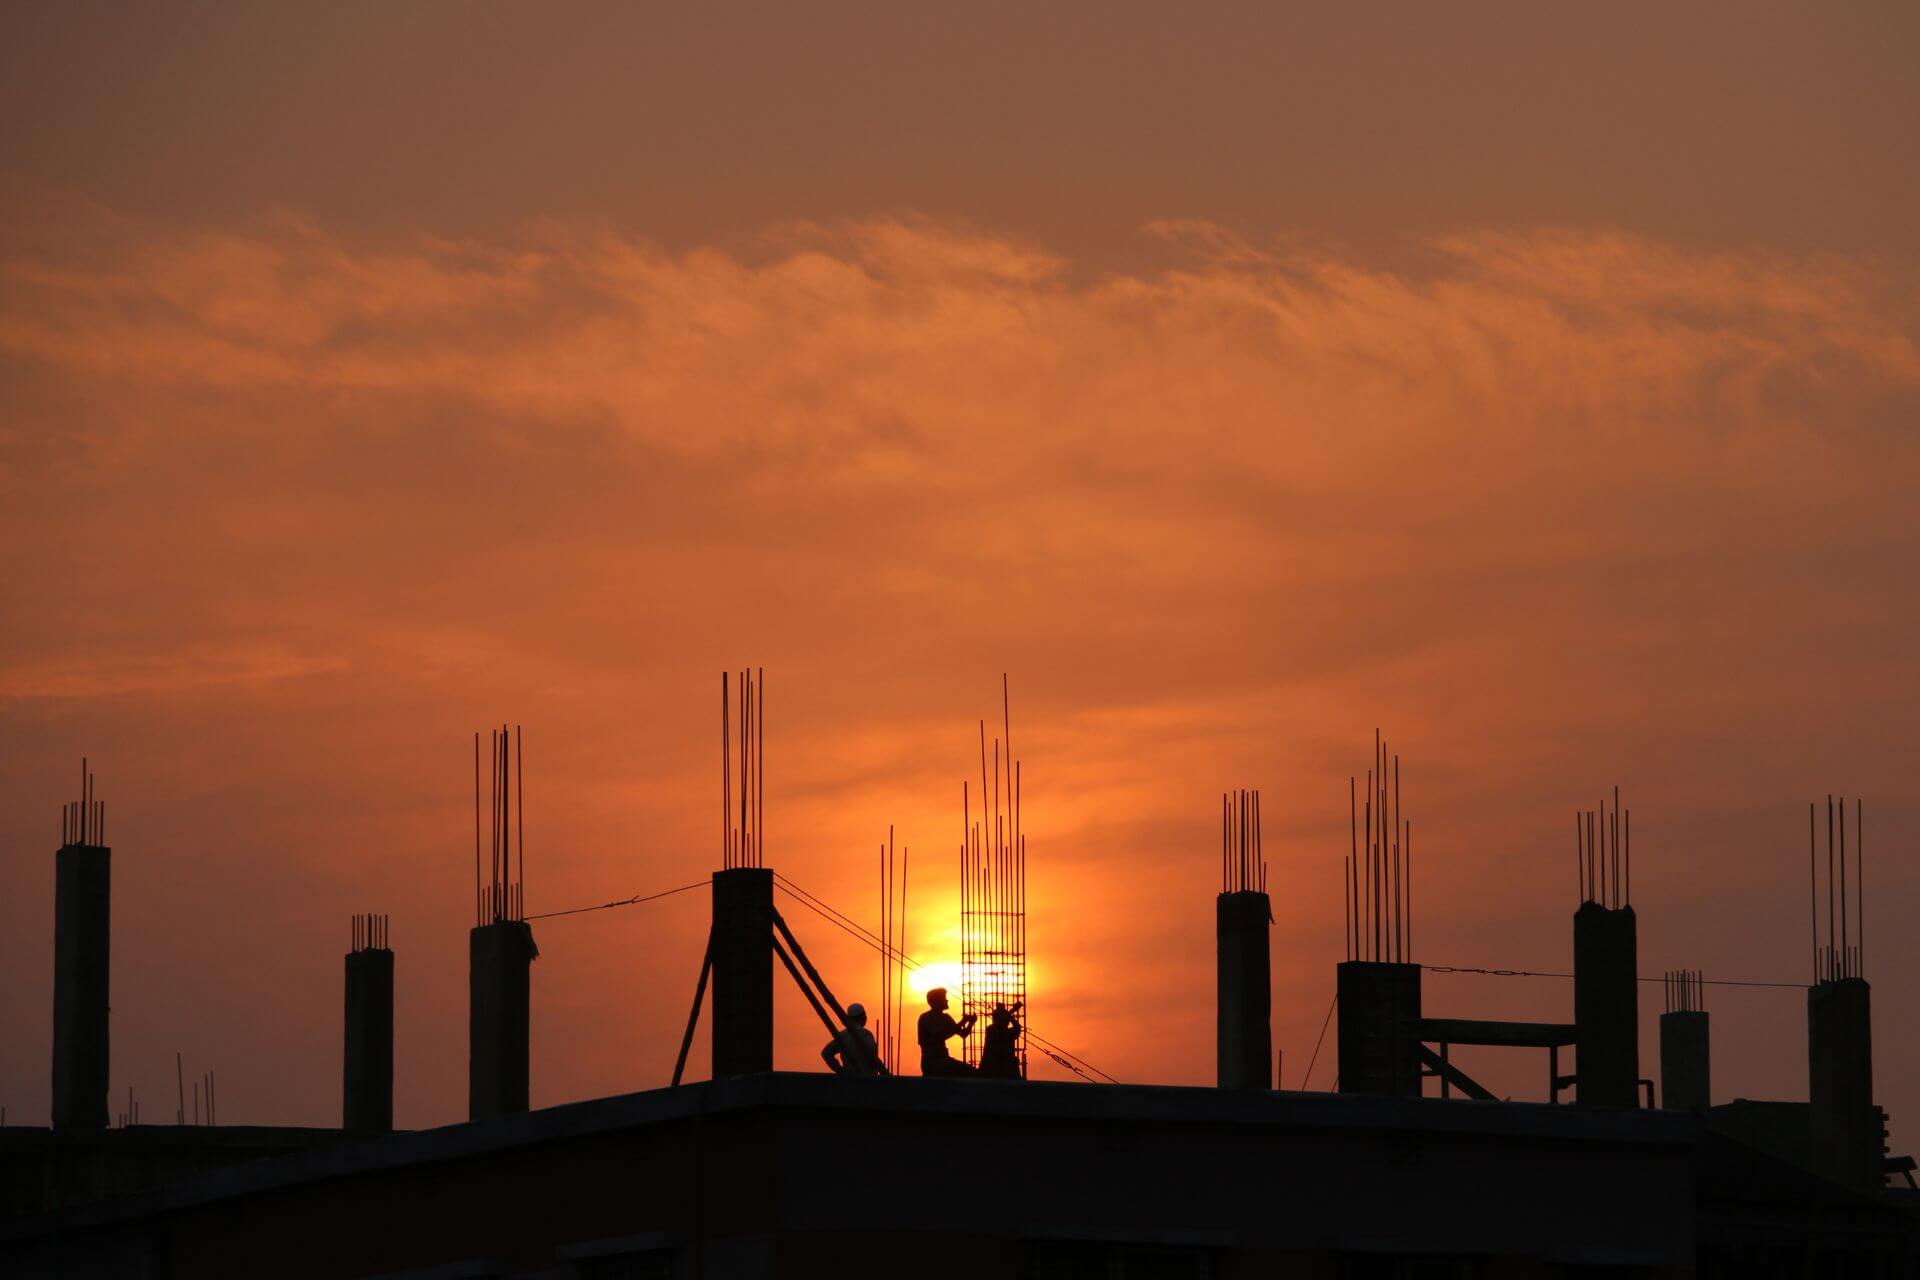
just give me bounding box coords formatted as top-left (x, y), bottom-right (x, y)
top-left (1216, 891), bottom-right (1272, 1089)
top-left (1336, 960), bottom-right (1421, 1096)
top-left (1658, 1010), bottom-right (1709, 1111)
top-left (1808, 977), bottom-right (1877, 1191)
top-left (469, 920), bottom-right (536, 1120)
top-left (344, 946), bottom-right (394, 1132)
top-left (712, 867), bottom-right (774, 1078)
top-left (1574, 902), bottom-right (1639, 1106)
top-left (52, 842), bottom-right (110, 1131)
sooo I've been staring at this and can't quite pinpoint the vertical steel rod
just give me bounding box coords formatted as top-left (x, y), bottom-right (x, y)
top-left (1827, 795), bottom-right (1836, 980)
top-left (1839, 794), bottom-right (1848, 974)
top-left (1809, 802), bottom-right (1817, 981)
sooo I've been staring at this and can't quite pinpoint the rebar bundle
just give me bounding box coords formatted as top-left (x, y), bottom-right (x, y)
top-left (878, 825), bottom-right (908, 1073)
top-left (1221, 789), bottom-right (1266, 895)
top-left (1575, 785), bottom-right (1630, 909)
top-left (352, 913), bottom-right (391, 953)
top-left (721, 669), bottom-right (765, 870)
top-left (1345, 730), bottom-right (1413, 963)
top-left (1664, 969), bottom-right (1705, 1013)
top-left (960, 676), bottom-right (1026, 1074)
top-left (1810, 796), bottom-right (1865, 983)
top-left (60, 757), bottom-right (103, 847)
top-left (474, 725), bottom-right (527, 926)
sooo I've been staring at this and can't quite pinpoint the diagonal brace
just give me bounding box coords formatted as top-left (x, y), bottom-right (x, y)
top-left (773, 933), bottom-right (839, 1039)
top-left (671, 927), bottom-right (714, 1087)
top-left (772, 908), bottom-right (882, 1075)
top-left (1417, 1044), bottom-right (1497, 1102)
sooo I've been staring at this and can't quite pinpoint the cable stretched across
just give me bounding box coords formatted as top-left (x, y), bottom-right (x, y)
top-left (1422, 963), bottom-right (1808, 990)
top-left (524, 879), bottom-right (711, 921)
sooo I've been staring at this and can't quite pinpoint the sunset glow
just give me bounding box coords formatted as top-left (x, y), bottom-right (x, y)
top-left (905, 961), bottom-right (962, 1003)
top-left (2, 4), bottom-right (1917, 1150)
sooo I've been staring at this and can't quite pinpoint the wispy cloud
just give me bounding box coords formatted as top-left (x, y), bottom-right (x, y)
top-left (2, 201), bottom-right (1916, 1122)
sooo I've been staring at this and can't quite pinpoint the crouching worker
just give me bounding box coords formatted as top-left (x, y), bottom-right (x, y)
top-left (821, 1002), bottom-right (886, 1076)
top-left (979, 1002), bottom-right (1023, 1079)
top-left (918, 988), bottom-right (978, 1077)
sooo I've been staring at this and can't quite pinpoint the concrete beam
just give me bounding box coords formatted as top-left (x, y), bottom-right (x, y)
top-left (1408, 1018), bottom-right (1577, 1049)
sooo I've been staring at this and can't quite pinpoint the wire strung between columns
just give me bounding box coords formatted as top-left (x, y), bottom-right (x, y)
top-left (1810, 795), bottom-right (1865, 983)
top-left (1424, 963), bottom-right (1806, 990)
top-left (721, 669), bottom-right (765, 870)
top-left (1345, 729), bottom-right (1412, 963)
top-left (524, 880), bottom-right (710, 921)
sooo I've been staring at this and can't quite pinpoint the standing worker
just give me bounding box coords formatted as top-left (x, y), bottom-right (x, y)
top-left (821, 1002), bottom-right (886, 1076)
top-left (917, 988), bottom-right (978, 1076)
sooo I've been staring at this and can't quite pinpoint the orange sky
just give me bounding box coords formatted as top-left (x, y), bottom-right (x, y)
top-left (3, 4), bottom-right (1919, 1138)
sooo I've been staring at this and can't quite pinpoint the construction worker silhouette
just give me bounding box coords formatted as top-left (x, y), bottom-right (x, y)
top-left (978, 1002), bottom-right (1023, 1079)
top-left (821, 1002), bottom-right (884, 1076)
top-left (917, 988), bottom-right (977, 1076)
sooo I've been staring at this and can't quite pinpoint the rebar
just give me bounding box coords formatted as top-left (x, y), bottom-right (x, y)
top-left (473, 725), bottom-right (528, 924)
top-left (59, 761), bottom-right (104, 848)
top-left (718, 670), bottom-right (767, 871)
top-left (959, 678), bottom-right (1029, 1074)
top-left (1344, 731), bottom-right (1416, 962)
top-left (1220, 788), bottom-right (1267, 895)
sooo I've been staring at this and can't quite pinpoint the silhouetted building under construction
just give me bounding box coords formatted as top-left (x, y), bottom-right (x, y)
top-left (4, 744), bottom-right (1915, 1276)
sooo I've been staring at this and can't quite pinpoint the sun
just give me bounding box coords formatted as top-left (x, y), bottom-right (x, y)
top-left (905, 960), bottom-right (963, 1001)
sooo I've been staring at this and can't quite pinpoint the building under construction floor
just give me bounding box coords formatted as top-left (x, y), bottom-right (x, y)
top-left (6, 738), bottom-right (1919, 1276)
top-left (4, 1072), bottom-right (1919, 1277)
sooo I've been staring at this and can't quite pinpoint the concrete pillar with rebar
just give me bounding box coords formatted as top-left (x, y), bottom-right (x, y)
top-left (52, 837), bottom-right (111, 1131)
top-left (1808, 976), bottom-right (1877, 1191)
top-left (1574, 902), bottom-right (1639, 1107)
top-left (345, 924), bottom-right (394, 1132)
top-left (1216, 890), bottom-right (1272, 1090)
top-left (1659, 1011), bottom-right (1709, 1111)
top-left (712, 866), bottom-right (774, 1078)
top-left (469, 919), bottom-right (536, 1119)
top-left (1336, 960), bottom-right (1421, 1096)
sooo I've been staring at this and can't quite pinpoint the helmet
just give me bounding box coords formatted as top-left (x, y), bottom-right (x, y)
top-left (845, 1002), bottom-right (867, 1025)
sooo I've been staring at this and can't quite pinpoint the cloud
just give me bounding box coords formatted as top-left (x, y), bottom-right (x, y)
top-left (2, 200), bottom-right (1917, 1123)
top-left (0, 644), bottom-right (349, 699)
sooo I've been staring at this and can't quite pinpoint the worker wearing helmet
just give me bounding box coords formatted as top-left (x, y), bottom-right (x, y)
top-left (821, 1002), bottom-right (885, 1076)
